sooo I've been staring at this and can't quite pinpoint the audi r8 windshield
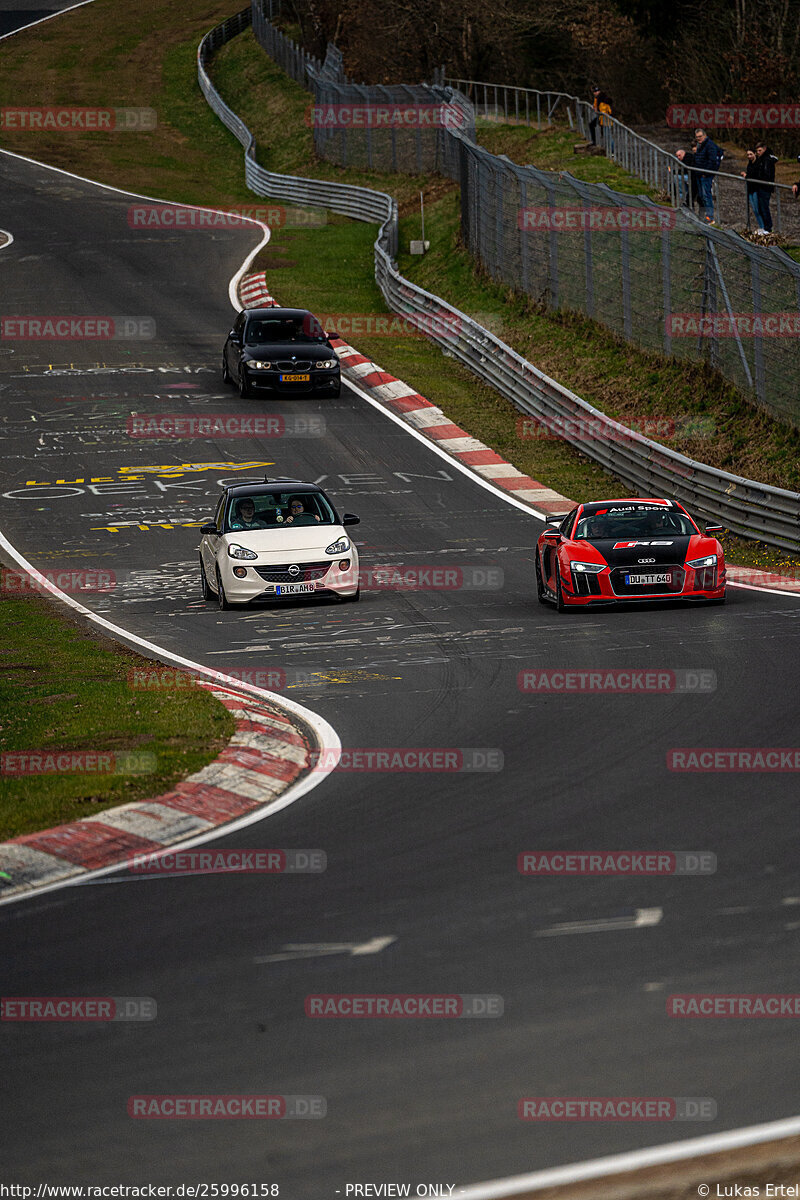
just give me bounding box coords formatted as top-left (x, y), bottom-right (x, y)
top-left (574, 508), bottom-right (698, 540)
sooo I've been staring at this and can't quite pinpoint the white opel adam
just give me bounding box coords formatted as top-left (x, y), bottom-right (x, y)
top-left (199, 478), bottom-right (360, 609)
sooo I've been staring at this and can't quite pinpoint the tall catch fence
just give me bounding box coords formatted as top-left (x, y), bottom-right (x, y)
top-left (446, 76), bottom-right (800, 242)
top-left (198, 5), bottom-right (800, 550)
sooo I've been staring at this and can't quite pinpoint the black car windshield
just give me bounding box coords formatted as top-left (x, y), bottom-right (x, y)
top-left (244, 316), bottom-right (326, 345)
top-left (574, 508), bottom-right (696, 540)
top-left (225, 491), bottom-right (337, 532)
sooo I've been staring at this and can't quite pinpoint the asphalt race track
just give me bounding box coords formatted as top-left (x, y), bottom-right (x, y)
top-left (2, 148), bottom-right (800, 1194)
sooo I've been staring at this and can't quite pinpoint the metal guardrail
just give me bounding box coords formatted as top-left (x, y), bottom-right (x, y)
top-left (446, 75), bottom-right (800, 239)
top-left (198, 12), bottom-right (800, 552)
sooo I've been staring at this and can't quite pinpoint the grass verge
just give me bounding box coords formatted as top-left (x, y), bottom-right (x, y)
top-left (0, 592), bottom-right (233, 840)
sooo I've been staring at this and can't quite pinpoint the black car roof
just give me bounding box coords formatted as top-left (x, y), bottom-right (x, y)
top-left (580, 498), bottom-right (678, 514)
top-left (241, 308), bottom-right (313, 320)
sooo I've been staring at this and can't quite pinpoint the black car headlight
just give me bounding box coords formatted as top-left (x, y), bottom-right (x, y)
top-left (247, 360), bottom-right (271, 370)
top-left (315, 359), bottom-right (337, 369)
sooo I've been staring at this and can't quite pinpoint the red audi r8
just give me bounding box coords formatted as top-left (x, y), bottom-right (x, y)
top-left (536, 498), bottom-right (726, 610)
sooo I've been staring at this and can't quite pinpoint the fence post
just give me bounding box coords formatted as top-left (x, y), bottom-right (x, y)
top-left (749, 256), bottom-right (766, 404)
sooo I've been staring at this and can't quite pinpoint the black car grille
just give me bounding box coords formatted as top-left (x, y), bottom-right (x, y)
top-left (609, 565), bottom-right (685, 596)
top-left (254, 561), bottom-right (331, 583)
top-left (276, 360), bottom-right (312, 371)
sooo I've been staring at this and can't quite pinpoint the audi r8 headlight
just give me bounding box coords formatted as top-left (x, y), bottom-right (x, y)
top-left (686, 553), bottom-right (717, 569)
top-left (315, 359), bottom-right (337, 369)
top-left (571, 561), bottom-right (605, 573)
top-left (227, 544), bottom-right (258, 560)
top-left (325, 536), bottom-right (350, 555)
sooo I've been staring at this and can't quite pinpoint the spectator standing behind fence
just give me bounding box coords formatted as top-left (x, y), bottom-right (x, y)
top-left (693, 127), bottom-right (723, 223)
top-left (741, 149), bottom-right (765, 231)
top-left (676, 146), bottom-right (700, 211)
top-left (751, 142), bottom-right (777, 233)
top-left (588, 87), bottom-right (613, 146)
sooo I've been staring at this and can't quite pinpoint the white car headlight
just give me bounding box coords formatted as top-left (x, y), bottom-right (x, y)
top-left (571, 561), bottom-right (605, 573)
top-left (315, 359), bottom-right (337, 369)
top-left (227, 544), bottom-right (258, 560)
top-left (325, 536), bottom-right (350, 555)
top-left (687, 553), bottom-right (717, 569)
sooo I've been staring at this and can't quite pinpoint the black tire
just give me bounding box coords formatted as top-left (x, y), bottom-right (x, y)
top-left (535, 552), bottom-right (548, 605)
top-left (554, 563), bottom-right (567, 613)
top-left (330, 386), bottom-right (341, 399)
top-left (199, 555), bottom-right (213, 600)
top-left (238, 369), bottom-right (253, 400)
top-left (222, 354), bottom-right (232, 385)
top-left (216, 568), bottom-right (231, 611)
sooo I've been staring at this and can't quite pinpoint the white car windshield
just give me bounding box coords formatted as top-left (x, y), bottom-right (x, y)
top-left (225, 491), bottom-right (337, 532)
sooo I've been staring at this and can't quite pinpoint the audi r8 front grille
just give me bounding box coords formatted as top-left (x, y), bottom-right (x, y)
top-left (571, 573), bottom-right (603, 596)
top-left (609, 565), bottom-right (685, 596)
top-left (254, 561), bottom-right (331, 583)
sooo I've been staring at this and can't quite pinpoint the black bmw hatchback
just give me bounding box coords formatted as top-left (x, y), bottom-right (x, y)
top-left (222, 307), bottom-right (341, 399)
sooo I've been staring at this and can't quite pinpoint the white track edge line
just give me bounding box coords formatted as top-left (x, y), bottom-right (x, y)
top-left (0, 527), bottom-right (341, 908)
top-left (0, 0), bottom-right (96, 42)
top-left (457, 1114), bottom-right (800, 1198)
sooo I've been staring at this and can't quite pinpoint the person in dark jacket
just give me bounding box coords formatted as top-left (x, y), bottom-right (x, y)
top-left (741, 149), bottom-right (765, 231)
top-left (751, 142), bottom-right (777, 232)
top-left (693, 128), bottom-right (723, 222)
top-left (676, 146), bottom-right (700, 210)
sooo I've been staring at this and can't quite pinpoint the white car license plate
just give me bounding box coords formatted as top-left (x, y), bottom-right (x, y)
top-left (280, 373), bottom-right (310, 382)
top-left (276, 582), bottom-right (316, 595)
top-left (625, 572), bottom-right (671, 585)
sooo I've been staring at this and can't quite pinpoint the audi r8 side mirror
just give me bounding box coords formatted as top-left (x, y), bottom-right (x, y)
top-left (705, 524), bottom-right (724, 535)
top-left (342, 513), bottom-right (360, 526)
top-left (200, 522), bottom-right (218, 535)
